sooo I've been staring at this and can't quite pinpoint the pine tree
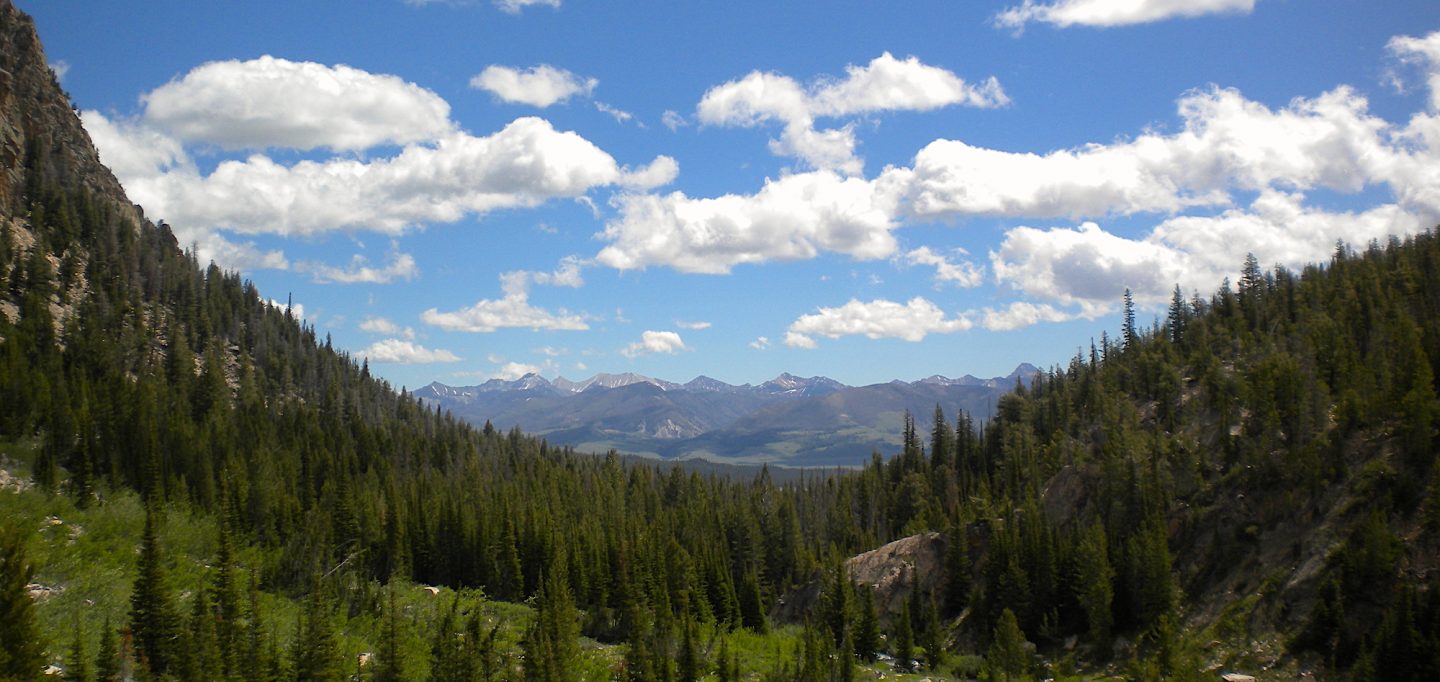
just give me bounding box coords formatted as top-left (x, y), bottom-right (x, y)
top-left (677, 615), bottom-right (701, 682)
top-left (738, 570), bottom-right (767, 633)
top-left (1167, 284), bottom-right (1188, 345)
top-left (1075, 521), bottom-right (1115, 646)
top-left (0, 524), bottom-right (44, 680)
top-left (429, 595), bottom-right (470, 682)
top-left (853, 585), bottom-right (880, 663)
top-left (943, 520), bottom-right (972, 616)
top-left (930, 404), bottom-right (953, 471)
top-left (839, 629), bottom-right (856, 682)
top-left (129, 507), bottom-right (180, 676)
top-left (892, 602), bottom-right (914, 672)
top-left (918, 591), bottom-right (944, 671)
top-left (180, 582), bottom-right (222, 682)
top-left (373, 581), bottom-right (406, 682)
top-left (715, 636), bottom-right (738, 682)
top-left (292, 586), bottom-right (345, 682)
top-left (522, 560), bottom-right (581, 682)
top-left (1124, 517), bottom-right (1176, 630)
top-left (212, 486), bottom-right (242, 678)
top-left (64, 616), bottom-right (89, 682)
top-left (95, 617), bottom-right (119, 682)
top-left (1122, 287), bottom-right (1137, 353)
top-left (987, 608), bottom-right (1028, 682)
top-left (816, 561), bottom-right (852, 648)
top-left (624, 604), bottom-right (657, 682)
top-left (241, 571), bottom-right (269, 682)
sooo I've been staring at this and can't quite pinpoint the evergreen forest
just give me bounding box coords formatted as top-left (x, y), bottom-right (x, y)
top-left (1, 2), bottom-right (1439, 680)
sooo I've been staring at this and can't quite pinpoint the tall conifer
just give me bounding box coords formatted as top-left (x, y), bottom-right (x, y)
top-left (128, 507), bottom-right (180, 676)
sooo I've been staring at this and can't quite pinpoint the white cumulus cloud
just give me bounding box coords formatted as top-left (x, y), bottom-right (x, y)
top-left (991, 190), bottom-right (1427, 313)
top-left (471, 64), bottom-right (596, 107)
top-left (190, 233), bottom-right (289, 272)
top-left (494, 0), bottom-right (559, 14)
top-left (991, 221), bottom-right (1189, 306)
top-left (698, 53), bottom-right (1007, 173)
top-left (596, 170), bottom-right (901, 273)
top-left (141, 56), bottom-right (453, 151)
top-left (897, 85), bottom-right (1394, 221)
top-left (662, 110), bottom-right (688, 131)
top-left (995, 0), bottom-right (1257, 31)
top-left (268, 299), bottom-right (306, 320)
top-left (621, 330), bottom-right (689, 358)
top-left (79, 57), bottom-right (676, 274)
top-left (902, 246), bottom-right (984, 287)
top-left (1390, 32), bottom-right (1440, 110)
top-left (596, 39), bottom-right (1440, 309)
top-left (490, 362), bottom-right (546, 380)
top-left (977, 301), bottom-right (1095, 332)
top-left (88, 112), bottom-right (676, 242)
top-left (299, 252), bottom-right (419, 284)
top-left (359, 316), bottom-right (415, 339)
top-left (360, 339), bottom-right (461, 364)
top-left (785, 297), bottom-right (972, 347)
top-left (420, 263), bottom-right (589, 333)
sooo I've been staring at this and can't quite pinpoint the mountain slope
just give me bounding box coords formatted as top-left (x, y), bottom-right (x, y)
top-left (415, 366), bottom-right (1034, 466)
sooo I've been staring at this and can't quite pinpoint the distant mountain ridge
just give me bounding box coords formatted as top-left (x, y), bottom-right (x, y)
top-left (415, 364), bottom-right (1038, 466)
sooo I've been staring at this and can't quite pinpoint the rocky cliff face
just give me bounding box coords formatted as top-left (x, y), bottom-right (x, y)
top-left (0, 0), bottom-right (139, 224)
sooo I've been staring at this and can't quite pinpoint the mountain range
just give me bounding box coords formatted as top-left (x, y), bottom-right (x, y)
top-left (414, 364), bottom-right (1038, 467)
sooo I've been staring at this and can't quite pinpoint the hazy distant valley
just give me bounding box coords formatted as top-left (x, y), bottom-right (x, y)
top-left (415, 364), bottom-right (1038, 466)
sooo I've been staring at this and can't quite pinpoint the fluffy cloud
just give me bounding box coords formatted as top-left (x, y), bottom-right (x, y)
top-left (992, 190), bottom-right (1428, 313)
top-left (594, 101), bottom-right (635, 124)
top-left (661, 110), bottom-right (688, 131)
top-left (698, 53), bottom-right (1007, 173)
top-left (88, 112), bottom-right (676, 239)
top-left (898, 85), bottom-right (1392, 220)
top-left (471, 65), bottom-right (596, 107)
top-left (504, 256), bottom-right (585, 290)
top-left (299, 252), bottom-right (418, 284)
top-left (491, 361), bottom-right (547, 379)
top-left (596, 171), bottom-right (901, 273)
top-left (621, 330), bottom-right (689, 358)
top-left (268, 299), bottom-right (306, 320)
top-left (605, 75), bottom-right (1434, 276)
top-left (359, 316), bottom-right (413, 338)
top-left (190, 233), bottom-right (289, 272)
top-left (977, 301), bottom-right (1094, 332)
top-left (994, 0), bottom-right (1257, 31)
top-left (420, 295), bottom-right (587, 333)
top-left (81, 57), bottom-right (676, 274)
top-left (902, 246), bottom-right (984, 287)
top-left (1390, 32), bottom-right (1440, 110)
top-left (420, 264), bottom-right (589, 333)
top-left (81, 110), bottom-right (191, 182)
top-left (991, 221), bottom-right (1188, 305)
top-left (494, 0), bottom-right (559, 13)
top-left (785, 297), bottom-right (972, 347)
top-left (749, 336), bottom-right (770, 350)
top-left (1149, 191), bottom-right (1424, 288)
top-left (359, 339), bottom-right (461, 364)
top-left (141, 56), bottom-right (453, 151)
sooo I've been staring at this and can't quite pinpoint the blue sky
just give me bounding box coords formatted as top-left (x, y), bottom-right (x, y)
top-left (23, 0), bottom-right (1440, 389)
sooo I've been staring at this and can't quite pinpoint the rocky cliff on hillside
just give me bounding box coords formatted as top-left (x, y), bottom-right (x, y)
top-left (0, 1), bottom-right (138, 225)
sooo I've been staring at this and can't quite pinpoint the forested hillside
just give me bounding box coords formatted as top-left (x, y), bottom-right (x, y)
top-left (2, 1), bottom-right (1439, 680)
